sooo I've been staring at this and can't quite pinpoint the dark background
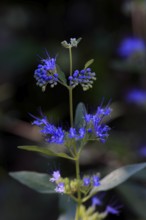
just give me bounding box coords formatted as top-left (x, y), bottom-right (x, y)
top-left (0, 0), bottom-right (146, 219)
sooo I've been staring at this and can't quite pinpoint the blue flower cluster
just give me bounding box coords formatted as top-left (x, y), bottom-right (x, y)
top-left (68, 68), bottom-right (96, 91)
top-left (34, 57), bottom-right (58, 89)
top-left (32, 104), bottom-right (111, 145)
top-left (68, 127), bottom-right (86, 140)
top-left (32, 116), bottom-right (64, 144)
top-left (83, 175), bottom-right (100, 187)
top-left (84, 105), bottom-right (112, 143)
top-left (50, 171), bottom-right (65, 193)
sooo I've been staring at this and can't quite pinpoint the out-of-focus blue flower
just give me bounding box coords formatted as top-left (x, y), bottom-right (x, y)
top-left (139, 145), bottom-right (146, 157)
top-left (92, 175), bottom-right (100, 187)
top-left (55, 182), bottom-right (65, 193)
top-left (106, 205), bottom-right (120, 215)
top-left (83, 177), bottom-right (90, 186)
top-left (32, 116), bottom-right (65, 144)
top-left (91, 196), bottom-right (102, 206)
top-left (68, 68), bottom-right (96, 91)
top-left (50, 171), bottom-right (61, 182)
top-left (68, 127), bottom-right (86, 140)
top-left (125, 88), bottom-right (146, 105)
top-left (84, 105), bottom-right (112, 143)
top-left (118, 37), bottom-right (146, 57)
top-left (34, 55), bottom-right (58, 89)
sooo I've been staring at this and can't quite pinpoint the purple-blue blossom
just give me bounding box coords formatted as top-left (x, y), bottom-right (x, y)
top-left (84, 105), bottom-right (112, 143)
top-left (68, 127), bottom-right (86, 140)
top-left (91, 196), bottom-right (102, 206)
top-left (83, 177), bottom-right (90, 186)
top-left (125, 89), bottom-right (146, 106)
top-left (32, 116), bottom-right (65, 144)
top-left (55, 182), bottom-right (65, 193)
top-left (34, 55), bottom-right (58, 88)
top-left (106, 205), bottom-right (120, 215)
top-left (118, 37), bottom-right (146, 58)
top-left (68, 68), bottom-right (96, 91)
top-left (139, 145), bottom-right (146, 157)
top-left (50, 171), bottom-right (61, 182)
top-left (92, 175), bottom-right (100, 187)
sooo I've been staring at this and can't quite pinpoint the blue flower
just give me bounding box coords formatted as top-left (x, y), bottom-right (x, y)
top-left (83, 177), bottom-right (90, 186)
top-left (32, 115), bottom-right (65, 144)
top-left (68, 127), bottom-right (86, 140)
top-left (55, 182), bottom-right (65, 193)
top-left (34, 55), bottom-right (58, 89)
top-left (84, 105), bottom-right (112, 143)
top-left (106, 205), bottom-right (120, 215)
top-left (50, 171), bottom-right (61, 182)
top-left (118, 37), bottom-right (146, 57)
top-left (139, 145), bottom-right (146, 157)
top-left (91, 196), bottom-right (102, 206)
top-left (92, 175), bottom-right (100, 187)
top-left (68, 68), bottom-right (96, 91)
top-left (125, 88), bottom-right (146, 106)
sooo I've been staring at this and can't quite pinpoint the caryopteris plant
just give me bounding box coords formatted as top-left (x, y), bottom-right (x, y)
top-left (10, 38), bottom-right (146, 220)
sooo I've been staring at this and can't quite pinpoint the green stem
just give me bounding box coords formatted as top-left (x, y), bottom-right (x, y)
top-left (68, 47), bottom-right (73, 127)
top-left (69, 47), bottom-right (73, 77)
top-left (69, 88), bottom-right (73, 127)
top-left (75, 155), bottom-right (82, 220)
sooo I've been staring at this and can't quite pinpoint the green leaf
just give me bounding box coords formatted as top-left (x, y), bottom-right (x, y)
top-left (56, 65), bottom-right (67, 84)
top-left (89, 162), bottom-right (146, 198)
top-left (84, 59), bottom-right (94, 69)
top-left (74, 102), bottom-right (87, 129)
top-left (18, 145), bottom-right (74, 160)
top-left (9, 171), bottom-right (55, 194)
top-left (58, 195), bottom-right (76, 220)
top-left (118, 182), bottom-right (146, 219)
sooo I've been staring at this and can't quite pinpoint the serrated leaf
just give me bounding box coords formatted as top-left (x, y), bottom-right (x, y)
top-left (74, 102), bottom-right (87, 129)
top-left (18, 145), bottom-right (74, 160)
top-left (56, 65), bottom-right (67, 84)
top-left (89, 162), bottom-right (146, 198)
top-left (84, 59), bottom-right (94, 69)
top-left (9, 171), bottom-right (55, 194)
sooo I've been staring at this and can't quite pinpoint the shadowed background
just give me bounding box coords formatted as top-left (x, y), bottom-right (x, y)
top-left (0, 0), bottom-right (146, 219)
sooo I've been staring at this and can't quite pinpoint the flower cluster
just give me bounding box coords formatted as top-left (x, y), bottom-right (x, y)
top-left (68, 68), bottom-right (96, 91)
top-left (32, 116), bottom-right (65, 144)
top-left (83, 175), bottom-right (100, 187)
top-left (61, 37), bottom-right (82, 48)
top-left (50, 171), bottom-right (65, 193)
top-left (68, 127), bottom-right (86, 140)
top-left (84, 105), bottom-right (112, 143)
top-left (32, 104), bottom-right (111, 145)
top-left (34, 56), bottom-right (58, 89)
top-left (50, 171), bottom-right (101, 196)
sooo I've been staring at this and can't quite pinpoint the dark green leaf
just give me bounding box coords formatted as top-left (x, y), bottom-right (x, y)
top-left (84, 59), bottom-right (94, 69)
top-left (18, 145), bottom-right (74, 160)
top-left (89, 162), bottom-right (146, 197)
top-left (9, 171), bottom-right (55, 194)
top-left (56, 65), bottom-right (67, 84)
top-left (118, 182), bottom-right (146, 219)
top-left (74, 102), bottom-right (87, 129)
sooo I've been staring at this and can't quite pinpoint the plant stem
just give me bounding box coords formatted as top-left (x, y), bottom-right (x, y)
top-left (69, 87), bottom-right (73, 127)
top-left (75, 155), bottom-right (82, 220)
top-left (69, 47), bottom-right (73, 127)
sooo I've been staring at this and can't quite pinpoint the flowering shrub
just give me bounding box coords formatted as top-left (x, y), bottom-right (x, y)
top-left (10, 38), bottom-right (146, 220)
